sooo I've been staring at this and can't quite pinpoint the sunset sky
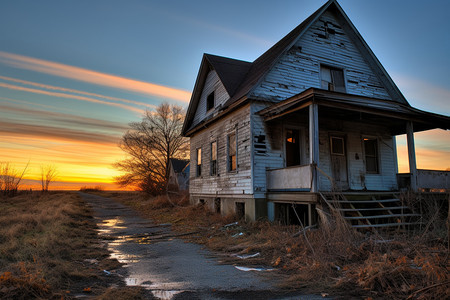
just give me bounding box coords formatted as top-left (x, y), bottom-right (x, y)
top-left (1, 0), bottom-right (449, 190)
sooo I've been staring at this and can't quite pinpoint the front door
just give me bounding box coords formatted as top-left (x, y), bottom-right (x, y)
top-left (330, 136), bottom-right (348, 190)
top-left (285, 129), bottom-right (300, 167)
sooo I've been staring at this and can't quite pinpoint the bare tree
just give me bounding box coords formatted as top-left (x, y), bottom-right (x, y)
top-left (40, 164), bottom-right (58, 192)
top-left (0, 161), bottom-right (29, 197)
top-left (114, 103), bottom-right (189, 194)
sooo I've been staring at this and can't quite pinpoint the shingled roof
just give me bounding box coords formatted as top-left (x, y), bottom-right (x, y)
top-left (204, 54), bottom-right (252, 97)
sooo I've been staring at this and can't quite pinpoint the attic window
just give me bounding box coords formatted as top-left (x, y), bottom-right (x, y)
top-left (321, 66), bottom-right (345, 93)
top-left (207, 91), bottom-right (215, 111)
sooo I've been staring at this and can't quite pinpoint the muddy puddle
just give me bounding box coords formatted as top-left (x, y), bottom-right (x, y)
top-left (82, 192), bottom-right (328, 300)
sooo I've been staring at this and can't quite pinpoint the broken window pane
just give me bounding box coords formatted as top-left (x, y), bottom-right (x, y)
top-left (321, 65), bottom-right (345, 92)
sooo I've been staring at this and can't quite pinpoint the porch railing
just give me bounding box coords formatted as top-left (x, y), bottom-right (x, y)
top-left (267, 164), bottom-right (312, 191)
top-left (398, 169), bottom-right (449, 191)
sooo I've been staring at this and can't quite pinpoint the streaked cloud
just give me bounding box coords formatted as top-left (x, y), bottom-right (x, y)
top-left (0, 82), bottom-right (145, 114)
top-left (0, 51), bottom-right (191, 102)
top-left (0, 75), bottom-right (156, 109)
top-left (0, 119), bottom-right (120, 146)
top-left (0, 102), bottom-right (128, 132)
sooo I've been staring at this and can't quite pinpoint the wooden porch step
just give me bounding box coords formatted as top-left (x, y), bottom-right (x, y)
top-left (352, 222), bottom-right (421, 228)
top-left (318, 192), bottom-right (422, 230)
top-left (338, 206), bottom-right (409, 212)
top-left (344, 213), bottom-right (421, 220)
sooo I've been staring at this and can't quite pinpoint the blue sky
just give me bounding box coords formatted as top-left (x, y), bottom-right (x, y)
top-left (0, 0), bottom-right (449, 188)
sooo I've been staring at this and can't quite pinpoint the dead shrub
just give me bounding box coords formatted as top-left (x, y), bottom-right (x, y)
top-left (79, 185), bottom-right (104, 192)
top-left (0, 192), bottom-right (122, 298)
top-left (0, 262), bottom-right (51, 300)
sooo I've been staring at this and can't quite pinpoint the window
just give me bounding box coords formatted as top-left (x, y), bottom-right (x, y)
top-left (321, 65), bottom-right (345, 92)
top-left (363, 138), bottom-right (379, 173)
top-left (210, 141), bottom-right (217, 176)
top-left (228, 133), bottom-right (237, 171)
top-left (207, 91), bottom-right (215, 111)
top-left (196, 148), bottom-right (202, 177)
top-left (330, 137), bottom-right (345, 155)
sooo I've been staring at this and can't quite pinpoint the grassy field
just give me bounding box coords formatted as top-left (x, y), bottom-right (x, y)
top-left (104, 191), bottom-right (449, 299)
top-left (2, 190), bottom-right (447, 299)
top-left (0, 192), bottom-right (149, 299)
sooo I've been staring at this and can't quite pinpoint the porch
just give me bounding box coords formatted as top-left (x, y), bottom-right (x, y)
top-left (259, 88), bottom-right (450, 227)
top-left (259, 88), bottom-right (450, 194)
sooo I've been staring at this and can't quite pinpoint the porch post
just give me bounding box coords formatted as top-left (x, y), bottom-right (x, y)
top-left (406, 121), bottom-right (417, 191)
top-left (309, 103), bottom-right (319, 192)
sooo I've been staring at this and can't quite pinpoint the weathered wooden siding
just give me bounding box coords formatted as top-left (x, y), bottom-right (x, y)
top-left (192, 70), bottom-right (230, 127)
top-left (251, 10), bottom-right (392, 101)
top-left (251, 102), bottom-right (285, 194)
top-left (189, 104), bottom-right (252, 195)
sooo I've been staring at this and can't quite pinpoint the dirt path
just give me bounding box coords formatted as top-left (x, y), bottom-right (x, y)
top-left (80, 192), bottom-right (326, 299)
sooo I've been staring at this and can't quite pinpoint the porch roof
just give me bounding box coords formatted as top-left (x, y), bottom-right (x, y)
top-left (258, 88), bottom-right (450, 135)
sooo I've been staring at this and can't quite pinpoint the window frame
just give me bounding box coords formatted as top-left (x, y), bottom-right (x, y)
top-left (330, 136), bottom-right (345, 156)
top-left (320, 65), bottom-right (346, 93)
top-left (196, 147), bottom-right (202, 177)
top-left (210, 140), bottom-right (217, 176)
top-left (363, 137), bottom-right (379, 174)
top-left (228, 131), bottom-right (237, 172)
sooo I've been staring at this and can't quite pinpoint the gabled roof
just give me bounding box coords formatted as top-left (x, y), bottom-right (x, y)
top-left (223, 0), bottom-right (328, 107)
top-left (182, 54), bottom-right (251, 134)
top-left (224, 0), bottom-right (407, 107)
top-left (205, 54), bottom-right (252, 97)
top-left (183, 0), bottom-right (410, 136)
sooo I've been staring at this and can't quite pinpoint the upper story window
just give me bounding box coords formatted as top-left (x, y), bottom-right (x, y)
top-left (228, 133), bottom-right (237, 171)
top-left (363, 137), bottom-right (379, 174)
top-left (196, 148), bottom-right (202, 177)
top-left (206, 91), bottom-right (215, 111)
top-left (210, 141), bottom-right (217, 176)
top-left (321, 65), bottom-right (345, 93)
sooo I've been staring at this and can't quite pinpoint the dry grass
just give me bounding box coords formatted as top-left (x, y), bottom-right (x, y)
top-left (0, 191), bottom-right (126, 299)
top-left (107, 191), bottom-right (449, 299)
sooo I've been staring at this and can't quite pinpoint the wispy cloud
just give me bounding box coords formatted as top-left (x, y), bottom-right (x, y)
top-left (0, 82), bottom-right (145, 114)
top-left (0, 51), bottom-right (191, 102)
top-left (0, 102), bottom-right (128, 132)
top-left (0, 75), bottom-right (156, 109)
top-left (0, 119), bottom-right (120, 146)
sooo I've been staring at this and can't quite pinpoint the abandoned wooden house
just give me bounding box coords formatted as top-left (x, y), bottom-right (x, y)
top-left (182, 0), bottom-right (450, 227)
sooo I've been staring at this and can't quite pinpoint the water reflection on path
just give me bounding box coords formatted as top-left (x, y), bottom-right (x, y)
top-left (81, 192), bottom-right (327, 300)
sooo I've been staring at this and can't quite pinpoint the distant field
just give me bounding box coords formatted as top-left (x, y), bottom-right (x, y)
top-left (0, 192), bottom-right (146, 299)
